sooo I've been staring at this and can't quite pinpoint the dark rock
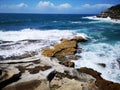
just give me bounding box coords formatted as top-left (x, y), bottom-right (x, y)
top-left (0, 59), bottom-right (40, 64)
top-left (16, 65), bottom-right (51, 74)
top-left (0, 72), bottom-right (21, 90)
top-left (56, 72), bottom-right (79, 80)
top-left (77, 67), bottom-right (120, 90)
top-left (16, 66), bottom-right (26, 73)
top-left (55, 56), bottom-right (67, 61)
top-left (59, 60), bottom-right (75, 67)
top-left (47, 70), bottom-right (57, 82)
top-left (0, 56), bottom-right (4, 60)
top-left (71, 36), bottom-right (87, 42)
top-left (65, 55), bottom-right (81, 60)
top-left (56, 55), bottom-right (80, 62)
top-left (0, 40), bottom-right (13, 44)
top-left (27, 66), bottom-right (52, 74)
top-left (33, 60), bottom-right (41, 64)
top-left (3, 80), bottom-right (41, 90)
top-left (98, 63), bottom-right (106, 68)
top-left (97, 4), bottom-right (120, 19)
top-left (117, 59), bottom-right (120, 69)
top-left (0, 69), bottom-right (2, 75)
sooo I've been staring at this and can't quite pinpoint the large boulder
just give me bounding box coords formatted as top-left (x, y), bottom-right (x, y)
top-left (42, 36), bottom-right (87, 57)
top-left (78, 67), bottom-right (120, 90)
top-left (42, 40), bottom-right (77, 57)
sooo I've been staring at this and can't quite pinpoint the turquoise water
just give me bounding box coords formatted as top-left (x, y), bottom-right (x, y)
top-left (0, 13), bottom-right (120, 83)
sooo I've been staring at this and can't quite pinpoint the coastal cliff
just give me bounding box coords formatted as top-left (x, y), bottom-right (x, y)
top-left (97, 4), bottom-right (120, 19)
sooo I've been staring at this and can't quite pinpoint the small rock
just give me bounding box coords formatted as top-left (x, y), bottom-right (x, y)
top-left (0, 69), bottom-right (2, 75)
top-left (47, 70), bottom-right (57, 82)
top-left (59, 60), bottom-right (75, 67)
top-left (65, 55), bottom-right (81, 60)
top-left (98, 63), bottom-right (106, 68)
top-left (27, 65), bottom-right (52, 74)
top-left (71, 36), bottom-right (87, 42)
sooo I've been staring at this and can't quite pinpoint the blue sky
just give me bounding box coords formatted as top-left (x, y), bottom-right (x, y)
top-left (0, 0), bottom-right (120, 14)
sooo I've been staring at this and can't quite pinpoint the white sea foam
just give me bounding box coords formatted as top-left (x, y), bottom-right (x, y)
top-left (70, 21), bottom-right (82, 24)
top-left (0, 28), bottom-right (87, 59)
top-left (74, 42), bottom-right (120, 83)
top-left (0, 28), bottom-right (120, 83)
top-left (0, 28), bottom-right (86, 41)
top-left (83, 16), bottom-right (120, 24)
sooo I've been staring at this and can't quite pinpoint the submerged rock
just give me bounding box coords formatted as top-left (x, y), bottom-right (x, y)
top-left (98, 63), bottom-right (106, 68)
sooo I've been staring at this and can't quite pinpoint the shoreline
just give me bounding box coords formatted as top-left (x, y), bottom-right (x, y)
top-left (83, 16), bottom-right (120, 23)
top-left (0, 36), bottom-right (120, 90)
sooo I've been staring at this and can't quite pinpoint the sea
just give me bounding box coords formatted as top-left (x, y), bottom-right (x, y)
top-left (0, 13), bottom-right (120, 83)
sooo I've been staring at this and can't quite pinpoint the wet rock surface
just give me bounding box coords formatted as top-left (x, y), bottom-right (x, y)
top-left (42, 36), bottom-right (87, 57)
top-left (0, 36), bottom-right (120, 90)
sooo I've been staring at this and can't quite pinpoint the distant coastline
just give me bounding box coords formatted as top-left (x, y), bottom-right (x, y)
top-left (97, 4), bottom-right (120, 20)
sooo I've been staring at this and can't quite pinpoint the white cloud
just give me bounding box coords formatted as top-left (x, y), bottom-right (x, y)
top-left (16, 3), bottom-right (28, 8)
top-left (0, 1), bottom-right (113, 14)
top-left (0, 3), bottom-right (28, 9)
top-left (58, 3), bottom-right (71, 9)
top-left (36, 1), bottom-right (71, 9)
top-left (82, 4), bottom-right (113, 9)
top-left (74, 4), bottom-right (113, 13)
top-left (37, 1), bottom-right (55, 8)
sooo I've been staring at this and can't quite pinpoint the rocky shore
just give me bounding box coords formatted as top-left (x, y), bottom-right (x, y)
top-left (97, 4), bottom-right (120, 20)
top-left (0, 36), bottom-right (120, 90)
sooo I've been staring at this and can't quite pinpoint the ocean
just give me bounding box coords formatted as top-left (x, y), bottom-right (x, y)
top-left (0, 13), bottom-right (120, 83)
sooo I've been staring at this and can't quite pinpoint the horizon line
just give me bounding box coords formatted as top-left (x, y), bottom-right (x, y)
top-left (0, 12), bottom-right (98, 15)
